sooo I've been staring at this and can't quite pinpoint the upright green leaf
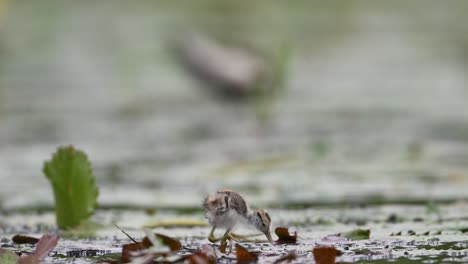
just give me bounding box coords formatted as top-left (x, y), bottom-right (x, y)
top-left (43, 145), bottom-right (99, 229)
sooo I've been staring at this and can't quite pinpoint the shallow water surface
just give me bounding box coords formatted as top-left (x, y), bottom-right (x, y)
top-left (1, 204), bottom-right (468, 263)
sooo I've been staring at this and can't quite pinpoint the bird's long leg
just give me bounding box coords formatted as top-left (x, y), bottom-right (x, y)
top-left (220, 228), bottom-right (232, 244)
top-left (208, 226), bottom-right (218, 243)
top-left (208, 226), bottom-right (234, 243)
top-left (220, 228), bottom-right (234, 254)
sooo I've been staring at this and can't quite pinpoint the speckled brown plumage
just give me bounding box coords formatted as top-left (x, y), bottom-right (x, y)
top-left (203, 189), bottom-right (248, 217)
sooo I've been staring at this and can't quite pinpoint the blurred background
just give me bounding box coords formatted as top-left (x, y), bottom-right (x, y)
top-left (1, 0), bottom-right (468, 210)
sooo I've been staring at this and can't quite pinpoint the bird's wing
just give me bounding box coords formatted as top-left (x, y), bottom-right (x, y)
top-left (226, 191), bottom-right (248, 216)
top-left (215, 194), bottom-right (230, 215)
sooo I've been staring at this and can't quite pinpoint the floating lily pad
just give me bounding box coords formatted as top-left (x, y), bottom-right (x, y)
top-left (342, 229), bottom-right (370, 240)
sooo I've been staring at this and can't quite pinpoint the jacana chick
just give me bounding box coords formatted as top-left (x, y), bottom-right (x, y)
top-left (203, 189), bottom-right (273, 244)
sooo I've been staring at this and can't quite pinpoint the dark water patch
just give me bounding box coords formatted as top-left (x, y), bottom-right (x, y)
top-left (429, 121), bottom-right (468, 142)
top-left (417, 241), bottom-right (468, 251)
top-left (276, 197), bottom-right (468, 209)
top-left (0, 224), bottom-right (56, 236)
top-left (65, 248), bottom-right (112, 258)
top-left (358, 255), bottom-right (468, 263)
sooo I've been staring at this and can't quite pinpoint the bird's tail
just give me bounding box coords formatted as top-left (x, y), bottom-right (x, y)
top-left (202, 194), bottom-right (216, 210)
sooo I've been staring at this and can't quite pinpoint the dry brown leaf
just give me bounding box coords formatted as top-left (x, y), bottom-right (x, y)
top-left (19, 256), bottom-right (40, 264)
top-left (17, 234), bottom-right (59, 264)
top-left (235, 244), bottom-right (258, 263)
top-left (219, 241), bottom-right (228, 254)
top-left (273, 251), bottom-right (297, 264)
top-left (185, 252), bottom-right (215, 264)
top-left (274, 227), bottom-right (297, 244)
top-left (12, 235), bottom-right (40, 244)
top-left (313, 247), bottom-right (341, 264)
top-left (121, 242), bottom-right (146, 263)
top-left (200, 244), bottom-right (221, 260)
top-left (142, 233), bottom-right (182, 252)
top-left (122, 233), bottom-right (182, 262)
top-left (155, 233), bottom-right (182, 251)
top-left (141, 237), bottom-right (153, 248)
top-left (32, 234), bottom-right (59, 261)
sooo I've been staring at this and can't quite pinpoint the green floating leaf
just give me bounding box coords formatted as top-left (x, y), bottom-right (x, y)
top-left (43, 145), bottom-right (99, 229)
top-left (342, 229), bottom-right (370, 240)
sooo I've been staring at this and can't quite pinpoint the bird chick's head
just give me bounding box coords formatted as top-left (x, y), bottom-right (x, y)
top-left (253, 209), bottom-right (273, 243)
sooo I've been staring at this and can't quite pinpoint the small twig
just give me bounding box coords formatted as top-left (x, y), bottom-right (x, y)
top-left (114, 223), bottom-right (139, 244)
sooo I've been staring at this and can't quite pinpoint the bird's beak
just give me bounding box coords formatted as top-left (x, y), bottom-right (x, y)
top-left (265, 230), bottom-right (273, 244)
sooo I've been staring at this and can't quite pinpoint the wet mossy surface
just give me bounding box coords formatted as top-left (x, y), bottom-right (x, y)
top-left (1, 204), bottom-right (468, 263)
